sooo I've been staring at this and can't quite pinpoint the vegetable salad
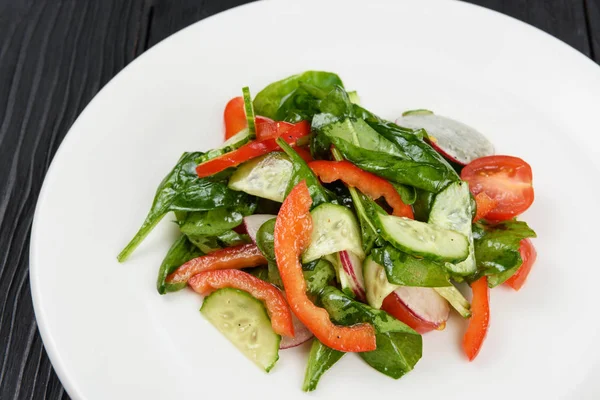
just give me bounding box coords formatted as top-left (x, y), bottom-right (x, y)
top-left (118, 71), bottom-right (537, 391)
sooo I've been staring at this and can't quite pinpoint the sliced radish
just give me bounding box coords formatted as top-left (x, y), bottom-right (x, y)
top-left (336, 251), bottom-right (367, 301)
top-left (280, 312), bottom-right (313, 349)
top-left (396, 113), bottom-right (494, 165)
top-left (392, 286), bottom-right (449, 331)
top-left (243, 214), bottom-right (276, 244)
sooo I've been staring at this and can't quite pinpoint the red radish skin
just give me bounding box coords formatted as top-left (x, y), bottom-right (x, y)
top-left (339, 251), bottom-right (367, 301)
top-left (243, 214), bottom-right (276, 244)
top-left (280, 312), bottom-right (314, 349)
top-left (382, 287), bottom-right (450, 333)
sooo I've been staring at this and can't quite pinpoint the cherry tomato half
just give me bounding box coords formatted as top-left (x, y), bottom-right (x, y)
top-left (461, 155), bottom-right (534, 221)
top-left (224, 96), bottom-right (247, 140)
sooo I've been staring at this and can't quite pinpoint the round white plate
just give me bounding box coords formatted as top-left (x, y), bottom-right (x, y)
top-left (31, 0), bottom-right (600, 399)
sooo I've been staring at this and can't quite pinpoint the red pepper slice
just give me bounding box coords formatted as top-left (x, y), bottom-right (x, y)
top-left (473, 192), bottom-right (498, 222)
top-left (196, 120), bottom-right (310, 178)
top-left (188, 269), bottom-right (294, 337)
top-left (224, 96), bottom-right (247, 140)
top-left (274, 181), bottom-right (377, 352)
top-left (309, 160), bottom-right (414, 219)
top-left (165, 243), bottom-right (266, 286)
top-left (505, 239), bottom-right (537, 291)
top-left (462, 276), bottom-right (490, 361)
top-left (381, 292), bottom-right (438, 334)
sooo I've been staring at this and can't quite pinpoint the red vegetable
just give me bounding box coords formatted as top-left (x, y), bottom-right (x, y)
top-left (381, 292), bottom-right (439, 334)
top-left (274, 181), bottom-right (377, 352)
top-left (224, 96), bottom-right (247, 140)
top-left (196, 120), bottom-right (310, 178)
top-left (505, 239), bottom-right (537, 291)
top-left (461, 155), bottom-right (534, 221)
top-left (188, 269), bottom-right (294, 337)
top-left (462, 277), bottom-right (490, 361)
top-left (165, 243), bottom-right (266, 286)
top-left (309, 160), bottom-right (414, 219)
top-left (473, 192), bottom-right (498, 222)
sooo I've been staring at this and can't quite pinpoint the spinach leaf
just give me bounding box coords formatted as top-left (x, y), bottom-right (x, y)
top-left (302, 339), bottom-right (345, 392)
top-left (412, 189), bottom-right (436, 222)
top-left (304, 259), bottom-right (336, 295)
top-left (472, 220), bottom-right (537, 287)
top-left (319, 118), bottom-right (404, 157)
top-left (371, 245), bottom-right (451, 287)
top-left (393, 183), bottom-right (417, 205)
top-left (256, 218), bottom-right (276, 261)
top-left (277, 138), bottom-right (331, 207)
top-left (331, 137), bottom-right (457, 193)
top-left (320, 286), bottom-right (422, 379)
top-left (253, 71), bottom-right (344, 120)
top-left (187, 230), bottom-right (249, 254)
top-left (179, 200), bottom-right (256, 237)
top-left (246, 265), bottom-right (269, 281)
top-left (156, 235), bottom-right (203, 294)
top-left (118, 152), bottom-right (250, 262)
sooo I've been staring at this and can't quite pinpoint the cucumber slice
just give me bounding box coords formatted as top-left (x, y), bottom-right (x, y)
top-left (228, 152), bottom-right (293, 202)
top-left (302, 203), bottom-right (364, 263)
top-left (201, 288), bottom-right (280, 372)
top-left (363, 255), bottom-right (399, 309)
top-left (377, 213), bottom-right (469, 262)
top-left (433, 286), bottom-right (471, 318)
top-left (428, 181), bottom-right (476, 275)
top-left (222, 127), bottom-right (251, 148)
top-left (242, 87), bottom-right (256, 138)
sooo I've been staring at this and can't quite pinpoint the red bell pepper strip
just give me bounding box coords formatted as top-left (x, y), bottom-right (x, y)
top-left (196, 120), bottom-right (310, 178)
top-left (274, 181), bottom-right (377, 352)
top-left (462, 276), bottom-right (490, 361)
top-left (309, 160), bottom-right (414, 219)
top-left (165, 243), bottom-right (266, 286)
top-left (188, 269), bottom-right (294, 337)
top-left (473, 192), bottom-right (498, 222)
top-left (505, 239), bottom-right (537, 291)
top-left (224, 96), bottom-right (247, 140)
top-left (381, 292), bottom-right (439, 334)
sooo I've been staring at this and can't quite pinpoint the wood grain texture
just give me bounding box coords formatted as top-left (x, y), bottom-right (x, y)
top-left (0, 0), bottom-right (596, 399)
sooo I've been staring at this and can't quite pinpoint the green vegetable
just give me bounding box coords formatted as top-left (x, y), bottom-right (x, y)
top-left (304, 259), bottom-right (336, 295)
top-left (412, 189), bottom-right (436, 222)
top-left (253, 71), bottom-right (344, 120)
top-left (472, 220), bottom-right (537, 287)
top-left (247, 265), bottom-right (269, 281)
top-left (242, 86), bottom-right (256, 138)
top-left (320, 286), bottom-right (422, 379)
top-left (256, 218), bottom-right (276, 261)
top-left (371, 245), bottom-right (450, 287)
top-left (228, 152), bottom-right (293, 202)
top-left (320, 118), bottom-right (403, 157)
top-left (156, 235), bottom-right (203, 294)
top-left (434, 286), bottom-right (471, 318)
top-left (187, 230), bottom-right (249, 254)
top-left (302, 340), bottom-right (345, 392)
top-left (277, 138), bottom-right (331, 207)
top-left (393, 183), bottom-right (417, 205)
top-left (117, 152), bottom-right (250, 261)
top-left (179, 201), bottom-right (256, 237)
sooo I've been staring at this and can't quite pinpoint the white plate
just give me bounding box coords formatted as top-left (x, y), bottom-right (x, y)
top-left (30, 0), bottom-right (600, 399)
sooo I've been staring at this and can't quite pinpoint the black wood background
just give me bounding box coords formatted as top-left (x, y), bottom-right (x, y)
top-left (0, 0), bottom-right (598, 398)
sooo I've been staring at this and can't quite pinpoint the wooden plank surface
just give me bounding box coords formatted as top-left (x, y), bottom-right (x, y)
top-left (0, 1), bottom-right (597, 398)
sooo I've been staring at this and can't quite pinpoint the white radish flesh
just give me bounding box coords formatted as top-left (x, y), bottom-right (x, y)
top-left (393, 286), bottom-right (450, 327)
top-left (243, 214), bottom-right (276, 244)
top-left (280, 312), bottom-right (313, 349)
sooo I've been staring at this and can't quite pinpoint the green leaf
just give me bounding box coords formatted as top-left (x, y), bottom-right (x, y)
top-left (393, 183), bottom-right (417, 205)
top-left (472, 220), bottom-right (537, 287)
top-left (256, 218), bottom-right (277, 261)
top-left (319, 286), bottom-right (422, 379)
top-left (302, 339), bottom-right (345, 392)
top-left (277, 138), bottom-right (331, 207)
top-left (304, 259), bottom-right (336, 295)
top-left (412, 189), bottom-right (436, 222)
top-left (253, 71), bottom-right (344, 120)
top-left (179, 200), bottom-right (256, 237)
top-left (371, 245), bottom-right (451, 287)
top-left (156, 235), bottom-right (204, 294)
top-left (118, 152), bottom-right (250, 262)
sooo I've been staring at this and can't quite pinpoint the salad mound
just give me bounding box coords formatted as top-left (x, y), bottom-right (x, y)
top-left (118, 71), bottom-right (537, 391)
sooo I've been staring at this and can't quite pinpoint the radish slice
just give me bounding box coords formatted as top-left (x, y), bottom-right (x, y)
top-left (280, 312), bottom-right (313, 349)
top-left (243, 214), bottom-right (276, 244)
top-left (337, 250), bottom-right (367, 301)
top-left (393, 286), bottom-right (450, 329)
top-left (396, 113), bottom-right (494, 165)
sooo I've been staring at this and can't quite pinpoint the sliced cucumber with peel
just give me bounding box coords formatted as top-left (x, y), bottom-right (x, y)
top-left (363, 255), bottom-right (399, 309)
top-left (302, 203), bottom-right (365, 263)
top-left (377, 213), bottom-right (469, 262)
top-left (228, 152), bottom-right (293, 202)
top-left (428, 181), bottom-right (476, 275)
top-left (200, 288), bottom-right (280, 372)
top-left (242, 86), bottom-right (256, 138)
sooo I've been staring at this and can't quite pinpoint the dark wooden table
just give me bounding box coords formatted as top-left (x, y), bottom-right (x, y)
top-left (0, 0), bottom-right (598, 398)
